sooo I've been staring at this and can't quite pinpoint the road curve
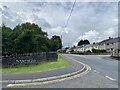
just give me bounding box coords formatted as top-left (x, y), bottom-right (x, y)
top-left (68, 54), bottom-right (118, 82)
top-left (4, 54), bottom-right (118, 88)
top-left (2, 54), bottom-right (84, 81)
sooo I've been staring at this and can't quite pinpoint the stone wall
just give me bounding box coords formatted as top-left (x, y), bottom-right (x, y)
top-left (2, 52), bottom-right (58, 68)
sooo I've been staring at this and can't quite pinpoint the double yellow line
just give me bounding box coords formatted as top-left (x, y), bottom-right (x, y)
top-left (7, 56), bottom-right (91, 87)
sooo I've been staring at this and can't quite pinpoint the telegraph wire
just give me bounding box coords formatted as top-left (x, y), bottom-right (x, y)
top-left (61, 0), bottom-right (76, 48)
top-left (65, 0), bottom-right (76, 28)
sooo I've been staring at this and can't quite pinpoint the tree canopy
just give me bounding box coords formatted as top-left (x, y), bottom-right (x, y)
top-left (2, 22), bottom-right (62, 55)
top-left (77, 39), bottom-right (90, 46)
top-left (50, 35), bottom-right (62, 51)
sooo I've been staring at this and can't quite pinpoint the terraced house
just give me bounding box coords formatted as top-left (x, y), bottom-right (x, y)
top-left (73, 37), bottom-right (120, 56)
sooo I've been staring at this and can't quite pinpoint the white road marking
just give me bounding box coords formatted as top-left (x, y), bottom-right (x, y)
top-left (68, 55), bottom-right (117, 82)
top-left (94, 70), bottom-right (100, 73)
top-left (105, 76), bottom-right (115, 81)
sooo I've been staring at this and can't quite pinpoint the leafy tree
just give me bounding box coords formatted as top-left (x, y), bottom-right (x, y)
top-left (12, 22), bottom-right (49, 54)
top-left (2, 22), bottom-right (62, 55)
top-left (84, 39), bottom-right (90, 45)
top-left (77, 39), bottom-right (90, 46)
top-left (2, 25), bottom-right (13, 55)
top-left (51, 35), bottom-right (62, 51)
top-left (77, 40), bottom-right (84, 46)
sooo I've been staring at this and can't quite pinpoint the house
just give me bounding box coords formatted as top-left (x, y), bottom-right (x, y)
top-left (71, 37), bottom-right (120, 56)
top-left (73, 45), bottom-right (84, 52)
top-left (66, 48), bottom-right (72, 54)
top-left (98, 37), bottom-right (119, 53)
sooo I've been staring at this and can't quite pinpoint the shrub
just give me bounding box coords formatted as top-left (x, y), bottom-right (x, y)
top-left (92, 48), bottom-right (107, 53)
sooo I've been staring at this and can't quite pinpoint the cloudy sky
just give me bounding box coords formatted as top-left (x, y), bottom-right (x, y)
top-left (0, 1), bottom-right (118, 47)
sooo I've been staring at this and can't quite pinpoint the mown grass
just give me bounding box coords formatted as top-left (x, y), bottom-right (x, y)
top-left (2, 55), bottom-right (70, 74)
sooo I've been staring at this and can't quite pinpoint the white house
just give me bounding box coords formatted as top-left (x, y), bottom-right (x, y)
top-left (71, 37), bottom-right (120, 56)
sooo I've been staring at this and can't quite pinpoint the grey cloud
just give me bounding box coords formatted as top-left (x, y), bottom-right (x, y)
top-left (3, 5), bottom-right (9, 9)
top-left (1, 2), bottom-right (118, 47)
top-left (30, 14), bottom-right (52, 29)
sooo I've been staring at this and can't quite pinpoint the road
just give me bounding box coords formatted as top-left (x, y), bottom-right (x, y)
top-left (3, 54), bottom-right (119, 88)
top-left (69, 54), bottom-right (119, 82)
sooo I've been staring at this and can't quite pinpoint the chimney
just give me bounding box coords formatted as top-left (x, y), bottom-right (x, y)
top-left (109, 37), bottom-right (112, 39)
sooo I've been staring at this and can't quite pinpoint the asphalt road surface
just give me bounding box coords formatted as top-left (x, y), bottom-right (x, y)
top-left (3, 54), bottom-right (119, 88)
top-left (69, 54), bottom-right (119, 82)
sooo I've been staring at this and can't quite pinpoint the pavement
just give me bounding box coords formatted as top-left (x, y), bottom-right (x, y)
top-left (2, 54), bottom-right (119, 88)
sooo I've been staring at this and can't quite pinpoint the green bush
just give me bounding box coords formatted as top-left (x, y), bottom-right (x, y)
top-left (92, 48), bottom-right (107, 53)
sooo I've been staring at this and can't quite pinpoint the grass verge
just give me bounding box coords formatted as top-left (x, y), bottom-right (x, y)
top-left (2, 55), bottom-right (70, 74)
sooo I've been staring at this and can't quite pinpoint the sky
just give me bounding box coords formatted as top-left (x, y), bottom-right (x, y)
top-left (0, 1), bottom-right (118, 47)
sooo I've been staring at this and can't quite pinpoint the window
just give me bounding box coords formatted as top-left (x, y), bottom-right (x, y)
top-left (111, 48), bottom-right (113, 50)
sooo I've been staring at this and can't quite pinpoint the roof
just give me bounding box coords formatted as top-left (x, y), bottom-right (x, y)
top-left (99, 37), bottom-right (120, 45)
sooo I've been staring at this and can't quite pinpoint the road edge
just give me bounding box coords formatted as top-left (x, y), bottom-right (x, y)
top-left (2, 55), bottom-right (91, 87)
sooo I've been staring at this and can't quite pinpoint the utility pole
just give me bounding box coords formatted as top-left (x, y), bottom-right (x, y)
top-left (61, 35), bottom-right (63, 49)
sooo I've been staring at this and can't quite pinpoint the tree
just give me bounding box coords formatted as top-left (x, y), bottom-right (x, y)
top-left (84, 39), bottom-right (90, 45)
top-left (2, 22), bottom-right (62, 55)
top-left (12, 22), bottom-right (49, 54)
top-left (2, 25), bottom-right (13, 55)
top-left (77, 39), bottom-right (90, 46)
top-left (50, 35), bottom-right (62, 51)
top-left (77, 40), bottom-right (84, 46)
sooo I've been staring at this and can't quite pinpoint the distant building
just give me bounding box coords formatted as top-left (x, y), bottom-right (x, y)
top-left (98, 37), bottom-right (119, 53)
top-left (66, 48), bottom-right (72, 54)
top-left (73, 45), bottom-right (84, 52)
top-left (68, 37), bottom-right (120, 56)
